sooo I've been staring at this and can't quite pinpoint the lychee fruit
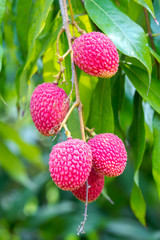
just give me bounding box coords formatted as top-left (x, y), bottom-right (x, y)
top-left (72, 168), bottom-right (104, 203)
top-left (30, 82), bottom-right (69, 136)
top-left (49, 138), bottom-right (92, 191)
top-left (88, 133), bottom-right (127, 177)
top-left (72, 32), bottom-right (119, 78)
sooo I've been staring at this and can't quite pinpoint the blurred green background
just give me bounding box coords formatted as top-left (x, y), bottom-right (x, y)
top-left (1, 0), bottom-right (160, 239)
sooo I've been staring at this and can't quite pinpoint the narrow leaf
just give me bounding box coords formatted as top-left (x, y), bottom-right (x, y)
top-left (122, 64), bottom-right (160, 114)
top-left (149, 0), bottom-right (160, 55)
top-left (130, 182), bottom-right (146, 226)
top-left (149, 47), bottom-right (160, 63)
top-left (128, 92), bottom-right (145, 170)
top-left (152, 112), bottom-right (160, 198)
top-left (129, 92), bottom-right (146, 225)
top-left (133, 0), bottom-right (155, 19)
top-left (16, 0), bottom-right (32, 55)
top-left (24, 0), bottom-right (53, 69)
top-left (71, 0), bottom-right (85, 15)
top-left (111, 73), bottom-right (125, 139)
top-left (85, 0), bottom-right (152, 73)
top-left (87, 79), bottom-right (114, 134)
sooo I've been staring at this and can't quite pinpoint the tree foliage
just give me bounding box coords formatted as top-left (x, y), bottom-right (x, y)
top-left (0, 0), bottom-right (160, 239)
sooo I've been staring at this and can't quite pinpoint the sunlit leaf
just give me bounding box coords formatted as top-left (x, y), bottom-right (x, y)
top-left (24, 0), bottom-right (54, 69)
top-left (133, 0), bottom-right (155, 19)
top-left (85, 0), bottom-right (152, 73)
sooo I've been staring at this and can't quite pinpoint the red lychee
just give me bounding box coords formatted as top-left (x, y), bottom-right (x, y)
top-left (30, 82), bottom-right (69, 136)
top-left (72, 168), bottom-right (104, 203)
top-left (88, 133), bottom-right (127, 177)
top-left (49, 138), bottom-right (92, 191)
top-left (72, 32), bottom-right (119, 78)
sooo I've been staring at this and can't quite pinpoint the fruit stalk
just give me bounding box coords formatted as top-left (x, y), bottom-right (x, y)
top-left (59, 0), bottom-right (88, 234)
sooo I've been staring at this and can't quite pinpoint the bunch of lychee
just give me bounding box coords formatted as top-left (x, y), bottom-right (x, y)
top-left (30, 32), bottom-right (125, 203)
top-left (30, 82), bottom-right (127, 202)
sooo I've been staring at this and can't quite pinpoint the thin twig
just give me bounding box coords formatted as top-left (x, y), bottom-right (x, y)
top-left (63, 123), bottom-right (72, 138)
top-left (73, 21), bottom-right (86, 34)
top-left (52, 101), bottom-right (79, 141)
top-left (77, 181), bottom-right (89, 235)
top-left (59, 0), bottom-right (89, 234)
top-left (85, 127), bottom-right (96, 137)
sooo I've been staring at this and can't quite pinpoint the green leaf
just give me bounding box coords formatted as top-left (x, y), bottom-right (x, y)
top-left (71, 0), bottom-right (85, 15)
top-left (129, 92), bottom-right (146, 225)
top-left (87, 78), bottom-right (114, 134)
top-left (130, 181), bottom-right (146, 226)
top-left (79, 72), bottom-right (98, 123)
top-left (0, 140), bottom-right (34, 188)
top-left (149, 47), bottom-right (160, 63)
top-left (0, 0), bottom-right (7, 24)
top-left (85, 0), bottom-right (152, 73)
top-left (152, 112), bottom-right (160, 198)
top-left (111, 72), bottom-right (125, 139)
top-left (133, 0), bottom-right (155, 19)
top-left (0, 121), bottom-right (44, 169)
top-left (149, 0), bottom-right (160, 55)
top-left (67, 107), bottom-right (82, 139)
top-left (24, 0), bottom-right (53, 69)
top-left (122, 64), bottom-right (160, 114)
top-left (16, 0), bottom-right (32, 55)
top-left (128, 92), bottom-right (145, 170)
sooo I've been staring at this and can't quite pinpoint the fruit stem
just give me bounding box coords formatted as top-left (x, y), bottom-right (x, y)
top-left (63, 123), bottom-right (72, 138)
top-left (59, 0), bottom-right (88, 234)
top-left (85, 127), bottom-right (96, 137)
top-left (77, 181), bottom-right (89, 235)
top-left (68, 0), bottom-right (86, 36)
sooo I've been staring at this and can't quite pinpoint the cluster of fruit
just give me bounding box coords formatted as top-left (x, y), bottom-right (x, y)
top-left (30, 32), bottom-right (127, 203)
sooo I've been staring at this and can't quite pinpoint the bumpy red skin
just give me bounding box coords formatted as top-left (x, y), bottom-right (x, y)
top-left (72, 32), bottom-right (119, 78)
top-left (49, 138), bottom-right (92, 191)
top-left (30, 82), bottom-right (69, 136)
top-left (88, 133), bottom-right (127, 177)
top-left (72, 168), bottom-right (104, 203)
